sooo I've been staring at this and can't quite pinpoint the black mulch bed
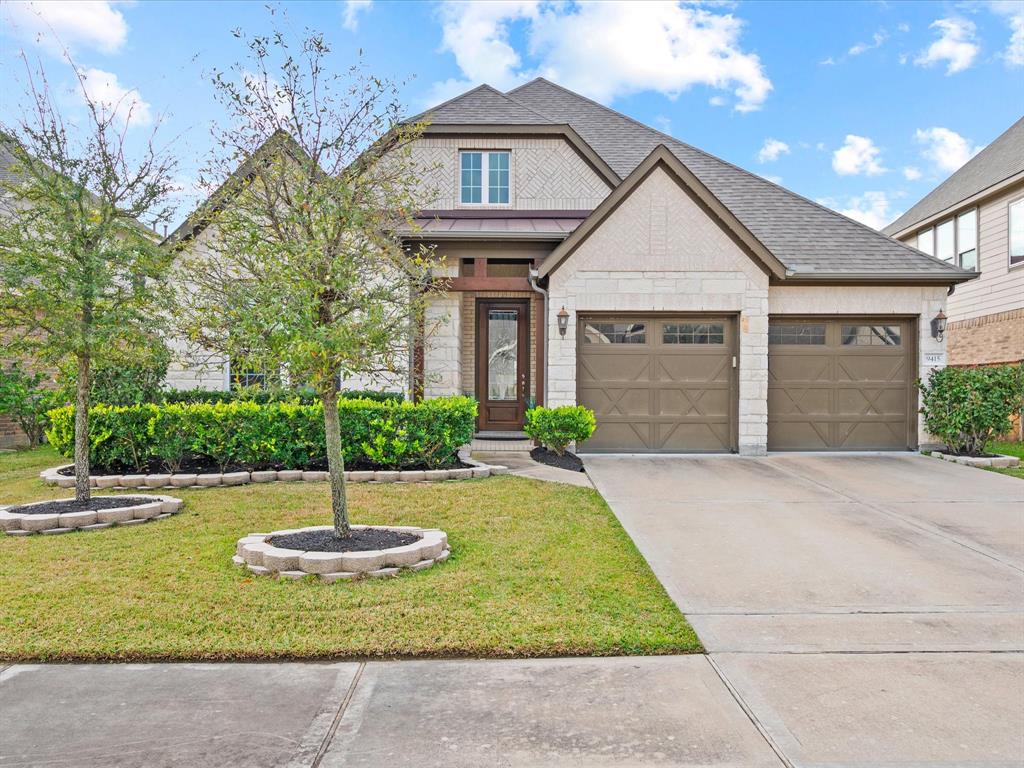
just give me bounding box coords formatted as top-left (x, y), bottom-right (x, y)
top-left (9, 496), bottom-right (155, 515)
top-left (530, 446), bottom-right (585, 473)
top-left (938, 449), bottom-right (1001, 458)
top-left (57, 455), bottom-right (471, 476)
top-left (268, 528), bottom-right (421, 553)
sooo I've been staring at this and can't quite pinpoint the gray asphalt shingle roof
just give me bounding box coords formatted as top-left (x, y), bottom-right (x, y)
top-left (411, 84), bottom-right (557, 126)
top-left (497, 79), bottom-right (967, 278)
top-left (883, 116), bottom-right (1024, 236)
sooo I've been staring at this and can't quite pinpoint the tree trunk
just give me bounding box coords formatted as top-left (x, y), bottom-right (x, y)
top-left (321, 383), bottom-right (350, 538)
top-left (74, 354), bottom-right (91, 502)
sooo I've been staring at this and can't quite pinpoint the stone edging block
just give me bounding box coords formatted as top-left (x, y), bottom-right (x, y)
top-left (930, 451), bottom-right (1020, 468)
top-left (0, 494), bottom-right (184, 535)
top-left (233, 524), bottom-right (450, 581)
top-left (40, 446), bottom-right (503, 491)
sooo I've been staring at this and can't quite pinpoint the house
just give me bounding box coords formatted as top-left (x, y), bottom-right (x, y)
top-left (168, 78), bottom-right (975, 454)
top-left (883, 116), bottom-right (1023, 370)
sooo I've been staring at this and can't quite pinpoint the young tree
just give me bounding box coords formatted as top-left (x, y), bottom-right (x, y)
top-left (0, 61), bottom-right (177, 501)
top-left (173, 27), bottom-right (443, 538)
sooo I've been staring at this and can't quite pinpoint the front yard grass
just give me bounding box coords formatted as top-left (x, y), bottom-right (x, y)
top-left (0, 447), bottom-right (698, 661)
top-left (988, 441), bottom-right (1024, 480)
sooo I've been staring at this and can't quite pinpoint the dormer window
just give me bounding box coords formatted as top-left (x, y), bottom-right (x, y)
top-left (460, 151), bottom-right (509, 204)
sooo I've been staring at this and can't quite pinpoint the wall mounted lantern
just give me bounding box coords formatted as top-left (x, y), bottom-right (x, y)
top-left (557, 306), bottom-right (570, 337)
top-left (930, 310), bottom-right (947, 341)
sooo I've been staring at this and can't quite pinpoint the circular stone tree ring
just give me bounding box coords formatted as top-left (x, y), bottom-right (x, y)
top-left (0, 495), bottom-right (184, 535)
top-left (233, 525), bottom-right (449, 581)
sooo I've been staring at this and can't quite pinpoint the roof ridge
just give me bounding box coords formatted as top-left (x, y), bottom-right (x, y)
top-left (409, 82), bottom-right (555, 125)
top-left (508, 78), bottom-right (956, 271)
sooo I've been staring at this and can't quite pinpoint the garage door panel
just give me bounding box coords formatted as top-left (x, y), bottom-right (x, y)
top-left (768, 386), bottom-right (832, 416)
top-left (579, 386), bottom-right (651, 417)
top-left (835, 356), bottom-right (906, 383)
top-left (656, 355), bottom-right (730, 383)
top-left (657, 421), bottom-right (731, 452)
top-left (836, 387), bottom-right (907, 416)
top-left (586, 420), bottom-right (652, 452)
top-left (578, 355), bottom-right (650, 383)
top-left (578, 316), bottom-right (736, 453)
top-left (768, 318), bottom-right (913, 451)
top-left (659, 387), bottom-right (730, 417)
top-left (767, 355), bottom-right (831, 383)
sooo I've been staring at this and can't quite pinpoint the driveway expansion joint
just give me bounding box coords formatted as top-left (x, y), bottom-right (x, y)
top-left (309, 662), bottom-right (365, 768)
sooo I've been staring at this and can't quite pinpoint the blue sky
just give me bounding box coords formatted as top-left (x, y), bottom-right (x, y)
top-left (2, 0), bottom-right (1022, 232)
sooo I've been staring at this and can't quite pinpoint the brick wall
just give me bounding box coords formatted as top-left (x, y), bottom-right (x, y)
top-left (947, 308), bottom-right (1024, 367)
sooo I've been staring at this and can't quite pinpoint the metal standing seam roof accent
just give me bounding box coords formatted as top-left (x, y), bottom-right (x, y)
top-left (410, 215), bottom-right (585, 238)
top-left (883, 116), bottom-right (1024, 236)
top-left (496, 78), bottom-right (972, 280)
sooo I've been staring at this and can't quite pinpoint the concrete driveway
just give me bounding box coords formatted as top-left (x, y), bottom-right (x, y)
top-left (586, 453), bottom-right (1024, 767)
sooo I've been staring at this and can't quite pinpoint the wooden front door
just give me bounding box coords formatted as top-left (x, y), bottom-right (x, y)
top-left (476, 299), bottom-right (530, 431)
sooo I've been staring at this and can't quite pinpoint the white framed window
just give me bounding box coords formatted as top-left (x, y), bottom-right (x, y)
top-left (1010, 197), bottom-right (1024, 267)
top-left (915, 207), bottom-right (978, 270)
top-left (460, 151), bottom-right (510, 204)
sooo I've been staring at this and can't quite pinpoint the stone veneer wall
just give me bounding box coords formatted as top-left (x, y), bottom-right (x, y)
top-left (545, 165), bottom-right (771, 455)
top-left (768, 284), bottom-right (949, 448)
top-left (423, 261), bottom-right (462, 398)
top-left (947, 308), bottom-right (1024, 367)
top-left (410, 136), bottom-right (611, 211)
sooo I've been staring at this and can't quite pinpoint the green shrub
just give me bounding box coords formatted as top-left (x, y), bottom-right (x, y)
top-left (160, 387), bottom-right (403, 406)
top-left (919, 364), bottom-right (1024, 456)
top-left (0, 365), bottom-right (61, 447)
top-left (46, 396), bottom-right (475, 472)
top-left (524, 405), bottom-right (597, 456)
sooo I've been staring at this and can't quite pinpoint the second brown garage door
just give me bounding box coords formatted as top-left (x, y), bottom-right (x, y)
top-left (768, 318), bottom-right (916, 450)
top-left (577, 316), bottom-right (737, 452)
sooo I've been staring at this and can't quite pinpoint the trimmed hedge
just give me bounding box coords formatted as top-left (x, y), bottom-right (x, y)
top-left (46, 396), bottom-right (476, 473)
top-left (524, 405), bottom-right (597, 456)
top-left (160, 387), bottom-right (404, 405)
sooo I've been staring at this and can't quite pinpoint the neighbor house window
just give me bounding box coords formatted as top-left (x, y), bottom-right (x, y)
top-left (916, 207), bottom-right (978, 270)
top-left (1010, 198), bottom-right (1024, 267)
top-left (460, 151), bottom-right (509, 204)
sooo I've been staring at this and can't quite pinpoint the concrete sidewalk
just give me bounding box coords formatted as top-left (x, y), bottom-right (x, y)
top-left (0, 657), bottom-right (781, 768)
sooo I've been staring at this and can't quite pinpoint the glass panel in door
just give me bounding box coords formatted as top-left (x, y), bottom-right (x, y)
top-left (488, 310), bottom-right (518, 400)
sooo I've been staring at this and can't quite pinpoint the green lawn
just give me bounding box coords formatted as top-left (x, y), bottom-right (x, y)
top-left (989, 441), bottom-right (1024, 480)
top-left (0, 447), bottom-right (698, 662)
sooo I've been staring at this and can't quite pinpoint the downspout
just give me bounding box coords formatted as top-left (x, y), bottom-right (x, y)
top-left (528, 268), bottom-right (548, 406)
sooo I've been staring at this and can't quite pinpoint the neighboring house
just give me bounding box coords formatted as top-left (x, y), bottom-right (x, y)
top-left (168, 78), bottom-right (974, 454)
top-left (883, 116), bottom-right (1024, 369)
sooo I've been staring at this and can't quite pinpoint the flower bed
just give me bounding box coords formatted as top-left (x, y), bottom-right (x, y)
top-left (45, 396), bottom-right (477, 474)
top-left (929, 451), bottom-right (1021, 468)
top-left (0, 494), bottom-right (184, 535)
top-left (233, 524), bottom-right (450, 581)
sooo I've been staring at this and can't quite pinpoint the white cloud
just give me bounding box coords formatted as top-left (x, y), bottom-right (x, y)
top-left (708, 95), bottom-right (727, 107)
top-left (989, 1), bottom-right (1024, 67)
top-left (848, 30), bottom-right (887, 56)
top-left (914, 127), bottom-right (981, 173)
top-left (915, 18), bottom-right (979, 74)
top-left (342, 0), bottom-right (373, 32)
top-left (757, 138), bottom-right (790, 163)
top-left (653, 114), bottom-right (672, 134)
top-left (1, 0), bottom-right (128, 55)
top-left (77, 67), bottom-right (152, 128)
top-left (431, 0), bottom-right (773, 112)
top-left (820, 191), bottom-right (901, 231)
top-left (898, 23), bottom-right (910, 33)
top-left (902, 166), bottom-right (922, 181)
top-left (819, 56), bottom-right (836, 66)
top-left (832, 134), bottom-right (885, 176)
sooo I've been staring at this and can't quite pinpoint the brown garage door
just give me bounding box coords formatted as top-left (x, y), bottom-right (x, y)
top-left (577, 316), bottom-right (736, 452)
top-left (768, 318), bottom-right (916, 451)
